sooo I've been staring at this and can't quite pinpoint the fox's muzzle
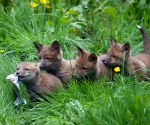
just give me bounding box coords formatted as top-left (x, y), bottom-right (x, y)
top-left (102, 59), bottom-right (110, 66)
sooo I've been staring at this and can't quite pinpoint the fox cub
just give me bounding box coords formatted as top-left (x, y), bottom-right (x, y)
top-left (16, 62), bottom-right (64, 101)
top-left (33, 41), bottom-right (75, 83)
top-left (103, 37), bottom-right (150, 81)
top-left (74, 46), bottom-right (114, 80)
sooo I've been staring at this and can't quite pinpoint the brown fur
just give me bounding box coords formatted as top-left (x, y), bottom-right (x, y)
top-left (33, 41), bottom-right (75, 83)
top-left (74, 46), bottom-right (114, 80)
top-left (16, 62), bottom-right (64, 101)
top-left (103, 37), bottom-right (150, 81)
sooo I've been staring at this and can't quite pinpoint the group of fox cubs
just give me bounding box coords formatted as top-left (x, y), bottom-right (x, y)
top-left (15, 26), bottom-right (150, 101)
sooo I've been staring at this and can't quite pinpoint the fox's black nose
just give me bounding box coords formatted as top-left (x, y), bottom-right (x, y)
top-left (102, 59), bottom-right (105, 63)
top-left (16, 72), bottom-right (19, 75)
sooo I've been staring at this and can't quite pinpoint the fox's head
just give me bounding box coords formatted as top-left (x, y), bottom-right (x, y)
top-left (74, 46), bottom-right (97, 78)
top-left (16, 62), bottom-right (40, 82)
top-left (103, 37), bottom-right (131, 67)
top-left (33, 41), bottom-right (63, 71)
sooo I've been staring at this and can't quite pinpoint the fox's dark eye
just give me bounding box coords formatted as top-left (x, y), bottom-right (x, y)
top-left (112, 55), bottom-right (117, 59)
top-left (76, 64), bottom-right (77, 67)
top-left (38, 56), bottom-right (41, 60)
top-left (16, 68), bottom-right (19, 70)
top-left (82, 67), bottom-right (87, 70)
top-left (25, 68), bottom-right (29, 71)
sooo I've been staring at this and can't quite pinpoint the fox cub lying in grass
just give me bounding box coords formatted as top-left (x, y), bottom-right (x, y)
top-left (33, 41), bottom-right (75, 83)
top-left (103, 36), bottom-right (150, 81)
top-left (16, 62), bottom-right (64, 101)
top-left (74, 46), bottom-right (114, 80)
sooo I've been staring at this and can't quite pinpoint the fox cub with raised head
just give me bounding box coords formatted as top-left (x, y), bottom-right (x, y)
top-left (16, 62), bottom-right (64, 101)
top-left (74, 46), bottom-right (114, 80)
top-left (33, 41), bottom-right (75, 83)
top-left (103, 37), bottom-right (150, 81)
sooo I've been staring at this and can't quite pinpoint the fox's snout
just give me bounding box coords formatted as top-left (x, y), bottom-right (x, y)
top-left (15, 71), bottom-right (26, 81)
top-left (15, 72), bottom-right (20, 76)
top-left (39, 63), bottom-right (47, 68)
top-left (74, 69), bottom-right (87, 79)
top-left (74, 69), bottom-right (82, 78)
top-left (74, 73), bottom-right (82, 79)
top-left (102, 59), bottom-right (106, 63)
top-left (102, 58), bottom-right (110, 66)
top-left (15, 71), bottom-right (26, 77)
top-left (38, 60), bottom-right (53, 69)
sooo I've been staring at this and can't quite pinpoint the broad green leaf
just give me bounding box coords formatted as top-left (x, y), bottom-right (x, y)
top-left (104, 6), bottom-right (117, 17)
top-left (71, 23), bottom-right (82, 29)
top-left (59, 16), bottom-right (70, 23)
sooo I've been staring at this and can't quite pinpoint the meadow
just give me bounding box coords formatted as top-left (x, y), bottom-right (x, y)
top-left (0, 0), bottom-right (150, 124)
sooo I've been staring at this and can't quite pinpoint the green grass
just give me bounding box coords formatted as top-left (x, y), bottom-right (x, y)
top-left (1, 0), bottom-right (150, 124)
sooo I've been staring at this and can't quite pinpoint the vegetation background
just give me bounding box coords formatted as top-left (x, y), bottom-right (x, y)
top-left (0, 0), bottom-right (150, 124)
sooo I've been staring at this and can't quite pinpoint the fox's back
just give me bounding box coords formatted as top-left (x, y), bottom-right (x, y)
top-left (57, 59), bottom-right (75, 83)
top-left (132, 53), bottom-right (150, 68)
top-left (37, 73), bottom-right (64, 94)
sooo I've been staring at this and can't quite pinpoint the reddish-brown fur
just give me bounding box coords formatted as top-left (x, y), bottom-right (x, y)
top-left (74, 46), bottom-right (114, 80)
top-left (103, 37), bottom-right (150, 81)
top-left (16, 62), bottom-right (64, 101)
top-left (33, 41), bottom-right (75, 83)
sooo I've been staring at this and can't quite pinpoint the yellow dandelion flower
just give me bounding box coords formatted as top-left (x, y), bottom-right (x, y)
top-left (30, 2), bottom-right (38, 7)
top-left (66, 11), bottom-right (70, 15)
top-left (46, 5), bottom-right (51, 8)
top-left (114, 67), bottom-right (121, 72)
top-left (0, 50), bottom-right (4, 53)
top-left (40, 0), bottom-right (47, 4)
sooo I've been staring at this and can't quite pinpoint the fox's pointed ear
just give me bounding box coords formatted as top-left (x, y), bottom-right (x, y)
top-left (50, 40), bottom-right (60, 52)
top-left (120, 42), bottom-right (130, 53)
top-left (76, 46), bottom-right (83, 56)
top-left (87, 53), bottom-right (97, 63)
top-left (33, 42), bottom-right (43, 52)
top-left (110, 36), bottom-right (117, 46)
